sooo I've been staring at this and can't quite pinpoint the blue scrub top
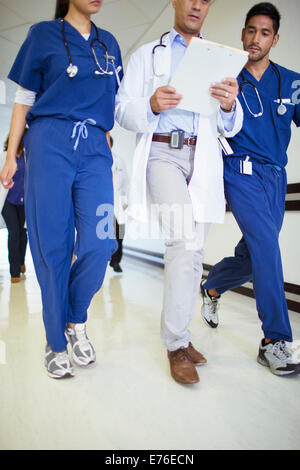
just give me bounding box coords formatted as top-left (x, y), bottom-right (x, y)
top-left (8, 19), bottom-right (123, 132)
top-left (228, 63), bottom-right (300, 168)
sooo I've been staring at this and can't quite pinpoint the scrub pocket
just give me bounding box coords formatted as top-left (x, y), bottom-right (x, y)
top-left (270, 101), bottom-right (295, 130)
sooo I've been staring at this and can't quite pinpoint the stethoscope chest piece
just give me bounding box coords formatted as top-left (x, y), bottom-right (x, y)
top-left (62, 19), bottom-right (115, 80)
top-left (67, 64), bottom-right (78, 78)
top-left (240, 61), bottom-right (287, 119)
top-left (277, 103), bottom-right (287, 116)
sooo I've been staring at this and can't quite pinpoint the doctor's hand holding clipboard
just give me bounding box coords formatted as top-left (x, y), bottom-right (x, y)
top-left (168, 37), bottom-right (248, 116)
top-left (149, 78), bottom-right (239, 115)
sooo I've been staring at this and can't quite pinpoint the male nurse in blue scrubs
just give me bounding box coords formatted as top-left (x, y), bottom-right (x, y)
top-left (201, 2), bottom-right (300, 376)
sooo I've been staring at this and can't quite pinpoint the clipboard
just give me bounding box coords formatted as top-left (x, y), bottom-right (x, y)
top-left (170, 37), bottom-right (248, 116)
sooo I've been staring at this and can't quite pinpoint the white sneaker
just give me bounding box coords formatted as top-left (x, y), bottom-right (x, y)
top-left (65, 323), bottom-right (96, 366)
top-left (45, 344), bottom-right (75, 379)
top-left (257, 339), bottom-right (300, 376)
top-left (200, 281), bottom-right (220, 328)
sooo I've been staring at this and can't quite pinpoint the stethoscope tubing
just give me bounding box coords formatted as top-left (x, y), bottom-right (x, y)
top-left (61, 19), bottom-right (114, 78)
top-left (152, 31), bottom-right (170, 55)
top-left (239, 61), bottom-right (286, 117)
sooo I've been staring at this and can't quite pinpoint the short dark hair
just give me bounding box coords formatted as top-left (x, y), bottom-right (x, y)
top-left (245, 2), bottom-right (281, 35)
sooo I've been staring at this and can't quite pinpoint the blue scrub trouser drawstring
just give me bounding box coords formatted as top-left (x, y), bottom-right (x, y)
top-left (71, 119), bottom-right (97, 151)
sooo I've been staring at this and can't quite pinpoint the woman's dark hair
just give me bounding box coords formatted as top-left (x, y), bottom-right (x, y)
top-left (55, 0), bottom-right (70, 19)
top-left (4, 128), bottom-right (28, 155)
top-left (245, 2), bottom-right (281, 35)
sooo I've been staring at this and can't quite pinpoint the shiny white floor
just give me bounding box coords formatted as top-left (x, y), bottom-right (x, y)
top-left (0, 231), bottom-right (300, 450)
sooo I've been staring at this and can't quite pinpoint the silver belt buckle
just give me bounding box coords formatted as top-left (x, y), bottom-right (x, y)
top-left (187, 136), bottom-right (195, 147)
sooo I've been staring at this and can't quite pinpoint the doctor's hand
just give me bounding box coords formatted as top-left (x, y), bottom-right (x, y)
top-left (150, 86), bottom-right (183, 114)
top-left (0, 158), bottom-right (17, 189)
top-left (210, 77), bottom-right (239, 112)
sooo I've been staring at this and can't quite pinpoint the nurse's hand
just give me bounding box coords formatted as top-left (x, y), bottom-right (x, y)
top-left (210, 77), bottom-right (239, 112)
top-left (0, 158), bottom-right (17, 189)
top-left (150, 86), bottom-right (183, 114)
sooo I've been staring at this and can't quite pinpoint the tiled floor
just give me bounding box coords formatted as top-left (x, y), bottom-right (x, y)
top-left (0, 230), bottom-right (299, 450)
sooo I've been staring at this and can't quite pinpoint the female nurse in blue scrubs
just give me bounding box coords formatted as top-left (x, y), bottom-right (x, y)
top-left (0, 0), bottom-right (123, 379)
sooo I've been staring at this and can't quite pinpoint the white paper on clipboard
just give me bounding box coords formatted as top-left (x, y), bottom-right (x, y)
top-left (170, 37), bottom-right (248, 116)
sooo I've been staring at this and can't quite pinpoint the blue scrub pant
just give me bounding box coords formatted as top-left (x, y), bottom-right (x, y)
top-left (24, 118), bottom-right (117, 352)
top-left (204, 157), bottom-right (293, 342)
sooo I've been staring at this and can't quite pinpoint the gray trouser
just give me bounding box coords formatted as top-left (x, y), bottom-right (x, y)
top-left (147, 142), bottom-right (210, 351)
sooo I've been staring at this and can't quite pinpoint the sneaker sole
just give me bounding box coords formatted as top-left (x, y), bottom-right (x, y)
top-left (257, 355), bottom-right (299, 376)
top-left (71, 351), bottom-right (96, 367)
top-left (44, 360), bottom-right (75, 379)
top-left (47, 371), bottom-right (75, 379)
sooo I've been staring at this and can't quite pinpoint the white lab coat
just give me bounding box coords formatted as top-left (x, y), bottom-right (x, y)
top-left (112, 152), bottom-right (129, 225)
top-left (0, 151), bottom-right (8, 229)
top-left (115, 34), bottom-right (243, 224)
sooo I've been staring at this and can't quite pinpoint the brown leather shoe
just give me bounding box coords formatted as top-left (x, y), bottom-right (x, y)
top-left (20, 264), bottom-right (26, 274)
top-left (11, 277), bottom-right (21, 284)
top-left (185, 342), bottom-right (207, 366)
top-left (168, 348), bottom-right (199, 385)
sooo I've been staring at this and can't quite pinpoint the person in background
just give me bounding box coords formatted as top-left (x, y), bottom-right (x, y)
top-left (109, 136), bottom-right (129, 273)
top-left (1, 130), bottom-right (28, 283)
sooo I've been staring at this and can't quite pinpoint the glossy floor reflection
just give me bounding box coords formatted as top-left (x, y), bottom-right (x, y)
top-left (0, 231), bottom-right (300, 450)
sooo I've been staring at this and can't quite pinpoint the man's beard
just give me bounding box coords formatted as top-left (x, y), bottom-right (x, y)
top-left (248, 49), bottom-right (270, 63)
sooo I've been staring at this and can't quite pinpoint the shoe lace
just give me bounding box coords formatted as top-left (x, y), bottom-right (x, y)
top-left (76, 326), bottom-right (90, 350)
top-left (272, 341), bottom-right (291, 361)
top-left (174, 348), bottom-right (190, 363)
top-left (210, 297), bottom-right (219, 315)
top-left (55, 351), bottom-right (70, 367)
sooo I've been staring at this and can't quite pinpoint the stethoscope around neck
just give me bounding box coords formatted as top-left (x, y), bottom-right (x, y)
top-left (61, 18), bottom-right (115, 79)
top-left (152, 31), bottom-right (170, 55)
top-left (152, 31), bottom-right (170, 76)
top-left (239, 61), bottom-right (287, 118)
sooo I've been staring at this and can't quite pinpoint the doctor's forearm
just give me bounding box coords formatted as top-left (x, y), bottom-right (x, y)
top-left (6, 103), bottom-right (30, 161)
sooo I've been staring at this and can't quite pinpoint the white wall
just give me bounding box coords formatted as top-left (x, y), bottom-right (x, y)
top-left (113, 0), bottom-right (300, 285)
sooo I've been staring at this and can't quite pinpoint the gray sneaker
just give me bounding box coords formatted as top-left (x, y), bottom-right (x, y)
top-left (65, 323), bottom-right (96, 366)
top-left (257, 339), bottom-right (300, 376)
top-left (45, 344), bottom-right (75, 379)
top-left (200, 281), bottom-right (220, 328)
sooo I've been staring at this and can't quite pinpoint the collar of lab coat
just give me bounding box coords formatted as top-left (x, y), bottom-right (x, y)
top-left (152, 30), bottom-right (203, 90)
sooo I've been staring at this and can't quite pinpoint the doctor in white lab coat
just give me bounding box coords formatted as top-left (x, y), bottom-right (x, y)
top-left (115, 0), bottom-right (243, 385)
